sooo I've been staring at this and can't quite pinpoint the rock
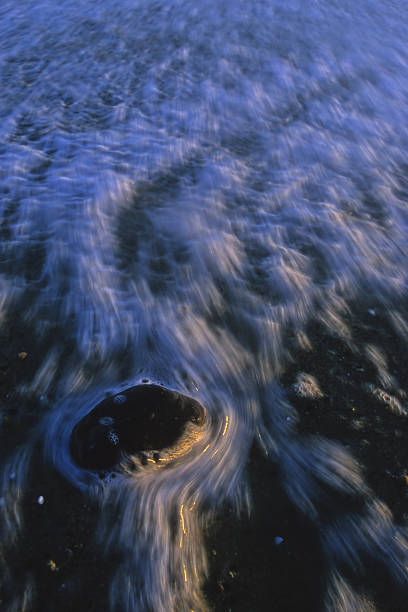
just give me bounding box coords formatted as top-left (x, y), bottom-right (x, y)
top-left (293, 373), bottom-right (323, 400)
top-left (70, 384), bottom-right (206, 472)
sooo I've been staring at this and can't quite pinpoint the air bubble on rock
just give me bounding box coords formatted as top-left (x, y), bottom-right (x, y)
top-left (99, 416), bottom-right (114, 426)
top-left (113, 394), bottom-right (126, 405)
top-left (108, 431), bottom-right (120, 446)
top-left (37, 495), bottom-right (45, 505)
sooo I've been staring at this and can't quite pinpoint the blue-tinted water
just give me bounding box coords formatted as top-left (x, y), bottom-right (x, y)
top-left (1, 1), bottom-right (408, 610)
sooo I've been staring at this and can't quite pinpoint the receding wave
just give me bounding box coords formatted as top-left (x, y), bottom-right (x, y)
top-left (1, 1), bottom-right (408, 610)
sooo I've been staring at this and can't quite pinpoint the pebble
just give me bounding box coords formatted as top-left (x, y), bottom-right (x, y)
top-left (368, 309), bottom-right (376, 316)
top-left (293, 373), bottom-right (323, 400)
top-left (274, 536), bottom-right (284, 546)
top-left (37, 495), bottom-right (45, 505)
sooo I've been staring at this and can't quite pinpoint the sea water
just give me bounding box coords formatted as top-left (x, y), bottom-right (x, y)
top-left (1, 1), bottom-right (408, 610)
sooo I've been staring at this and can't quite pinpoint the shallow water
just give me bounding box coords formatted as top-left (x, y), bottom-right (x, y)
top-left (1, 1), bottom-right (408, 610)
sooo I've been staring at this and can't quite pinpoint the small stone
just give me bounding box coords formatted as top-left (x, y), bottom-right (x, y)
top-left (274, 536), bottom-right (284, 546)
top-left (368, 309), bottom-right (376, 316)
top-left (37, 495), bottom-right (45, 505)
top-left (18, 351), bottom-right (28, 360)
top-left (293, 373), bottom-right (323, 400)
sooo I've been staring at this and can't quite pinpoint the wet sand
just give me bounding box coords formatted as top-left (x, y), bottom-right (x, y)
top-left (1, 297), bottom-right (408, 611)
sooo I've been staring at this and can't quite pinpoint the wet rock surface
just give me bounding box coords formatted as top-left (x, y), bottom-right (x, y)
top-left (70, 384), bottom-right (206, 471)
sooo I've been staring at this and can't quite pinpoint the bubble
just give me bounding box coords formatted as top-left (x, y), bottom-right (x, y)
top-left (113, 394), bottom-right (126, 405)
top-left (108, 431), bottom-right (120, 446)
top-left (99, 416), bottom-right (115, 426)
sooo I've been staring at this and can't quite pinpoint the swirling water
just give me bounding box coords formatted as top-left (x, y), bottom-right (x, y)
top-left (1, 0), bottom-right (408, 610)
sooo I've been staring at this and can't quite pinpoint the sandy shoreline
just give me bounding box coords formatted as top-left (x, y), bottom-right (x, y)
top-left (1, 297), bottom-right (408, 611)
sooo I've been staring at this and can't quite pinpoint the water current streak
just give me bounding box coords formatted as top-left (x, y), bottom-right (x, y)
top-left (1, 1), bottom-right (408, 610)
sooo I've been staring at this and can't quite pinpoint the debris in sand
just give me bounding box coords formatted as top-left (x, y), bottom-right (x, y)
top-left (368, 385), bottom-right (408, 417)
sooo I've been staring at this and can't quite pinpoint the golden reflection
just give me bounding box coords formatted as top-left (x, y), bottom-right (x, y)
top-left (157, 425), bottom-right (204, 464)
top-left (222, 415), bottom-right (229, 436)
top-left (180, 504), bottom-right (187, 534)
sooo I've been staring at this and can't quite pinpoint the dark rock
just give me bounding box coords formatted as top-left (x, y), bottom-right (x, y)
top-left (70, 384), bottom-right (205, 471)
